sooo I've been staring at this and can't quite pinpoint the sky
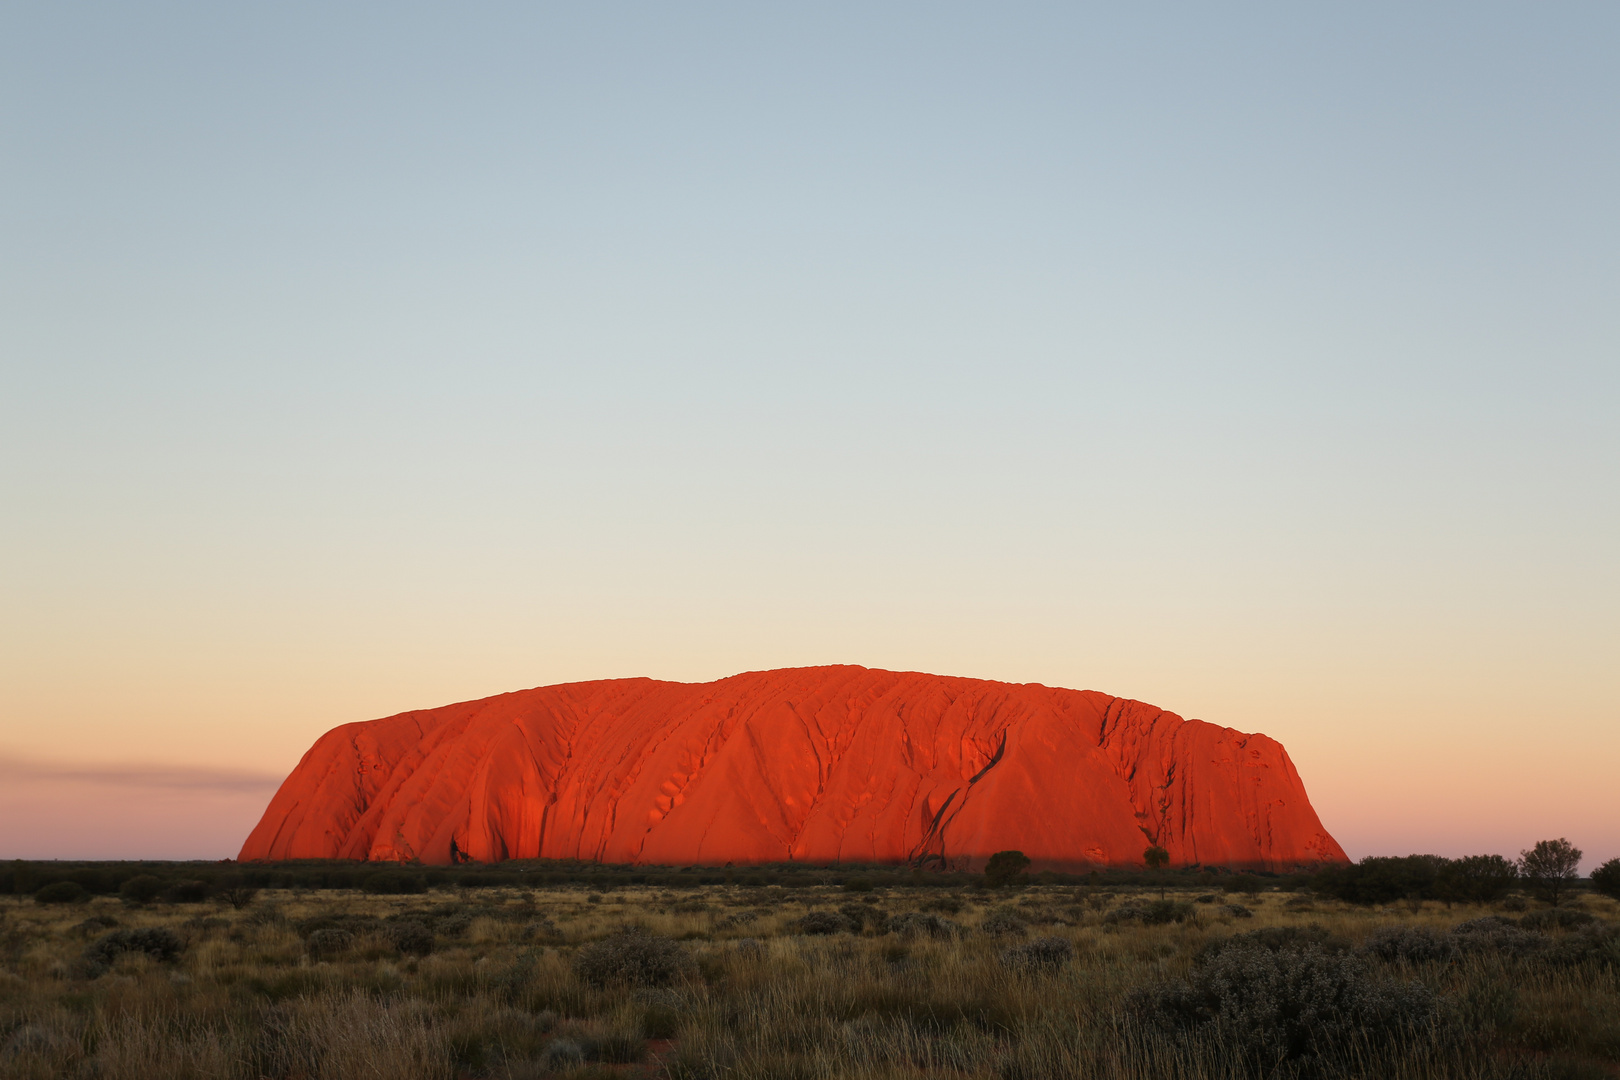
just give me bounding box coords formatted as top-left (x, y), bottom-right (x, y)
top-left (2, 4), bottom-right (1616, 867)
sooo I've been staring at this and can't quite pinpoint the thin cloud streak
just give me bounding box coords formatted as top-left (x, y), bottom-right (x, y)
top-left (0, 756), bottom-right (284, 793)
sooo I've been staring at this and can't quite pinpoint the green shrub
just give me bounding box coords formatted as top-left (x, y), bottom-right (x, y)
top-left (33, 881), bottom-right (87, 905)
top-left (573, 928), bottom-right (691, 988)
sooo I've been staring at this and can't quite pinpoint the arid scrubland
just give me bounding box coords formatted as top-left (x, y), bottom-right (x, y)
top-left (2, 880), bottom-right (1617, 1080)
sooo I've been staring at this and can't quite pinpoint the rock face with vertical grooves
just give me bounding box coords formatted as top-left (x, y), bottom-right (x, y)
top-left (239, 666), bottom-right (1346, 870)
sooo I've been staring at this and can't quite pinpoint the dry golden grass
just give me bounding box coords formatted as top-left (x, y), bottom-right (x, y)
top-left (0, 883), bottom-right (1616, 1079)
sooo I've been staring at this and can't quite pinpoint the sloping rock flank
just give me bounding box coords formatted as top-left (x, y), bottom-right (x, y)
top-left (239, 666), bottom-right (1346, 870)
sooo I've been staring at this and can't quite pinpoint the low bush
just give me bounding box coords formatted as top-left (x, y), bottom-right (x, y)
top-left (1222, 903), bottom-right (1254, 918)
top-left (1000, 936), bottom-right (1073, 972)
top-left (214, 874), bottom-right (261, 910)
top-left (1592, 857), bottom-right (1620, 900)
top-left (307, 928), bottom-right (354, 958)
top-left (1105, 899), bottom-right (1194, 926)
top-left (82, 927), bottom-right (184, 973)
top-left (1449, 917), bottom-right (1549, 959)
top-left (887, 912), bottom-right (958, 939)
top-left (162, 880), bottom-right (210, 904)
top-left (573, 929), bottom-right (691, 988)
top-left (1543, 925), bottom-right (1620, 970)
top-left (795, 910), bottom-right (854, 935)
top-left (71, 915), bottom-right (119, 936)
top-left (1359, 925), bottom-right (1456, 964)
top-left (979, 908), bottom-right (1028, 936)
top-left (1129, 939), bottom-right (1440, 1075)
top-left (386, 919), bottom-right (434, 956)
top-left (1520, 908), bottom-right (1596, 931)
top-left (117, 874), bottom-right (165, 905)
top-left (1202, 925), bottom-right (1349, 961)
top-left (33, 882), bottom-right (87, 905)
top-left (837, 904), bottom-right (885, 932)
top-left (918, 895), bottom-right (962, 915)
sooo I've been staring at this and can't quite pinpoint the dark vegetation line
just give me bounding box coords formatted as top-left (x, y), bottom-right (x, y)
top-left (9, 842), bottom-right (1620, 906)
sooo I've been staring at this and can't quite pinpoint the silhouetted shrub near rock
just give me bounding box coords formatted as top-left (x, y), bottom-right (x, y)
top-left (984, 850), bottom-right (1031, 888)
top-left (573, 929), bottom-right (690, 988)
top-left (33, 882), bottom-right (87, 905)
top-left (1129, 940), bottom-right (1440, 1076)
top-left (1000, 936), bottom-right (1073, 972)
top-left (795, 910), bottom-right (854, 935)
top-left (118, 875), bottom-right (165, 905)
top-left (979, 908), bottom-right (1028, 936)
top-left (81, 927), bottom-right (183, 976)
top-left (1360, 925), bottom-right (1456, 964)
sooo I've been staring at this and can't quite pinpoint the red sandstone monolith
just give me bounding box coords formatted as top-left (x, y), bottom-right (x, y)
top-left (239, 666), bottom-right (1346, 870)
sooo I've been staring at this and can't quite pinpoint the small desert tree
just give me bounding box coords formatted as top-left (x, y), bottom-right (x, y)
top-left (1144, 845), bottom-right (1170, 898)
top-left (984, 850), bottom-right (1031, 888)
top-left (1590, 857), bottom-right (1620, 901)
top-left (1519, 838), bottom-right (1582, 906)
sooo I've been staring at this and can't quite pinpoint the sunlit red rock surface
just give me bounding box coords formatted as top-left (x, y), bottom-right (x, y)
top-left (240, 666), bottom-right (1346, 871)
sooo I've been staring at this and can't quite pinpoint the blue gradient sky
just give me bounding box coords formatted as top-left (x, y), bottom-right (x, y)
top-left (2, 4), bottom-right (1616, 865)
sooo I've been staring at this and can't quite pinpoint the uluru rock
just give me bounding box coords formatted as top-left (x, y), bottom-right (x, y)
top-left (239, 666), bottom-right (1346, 870)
